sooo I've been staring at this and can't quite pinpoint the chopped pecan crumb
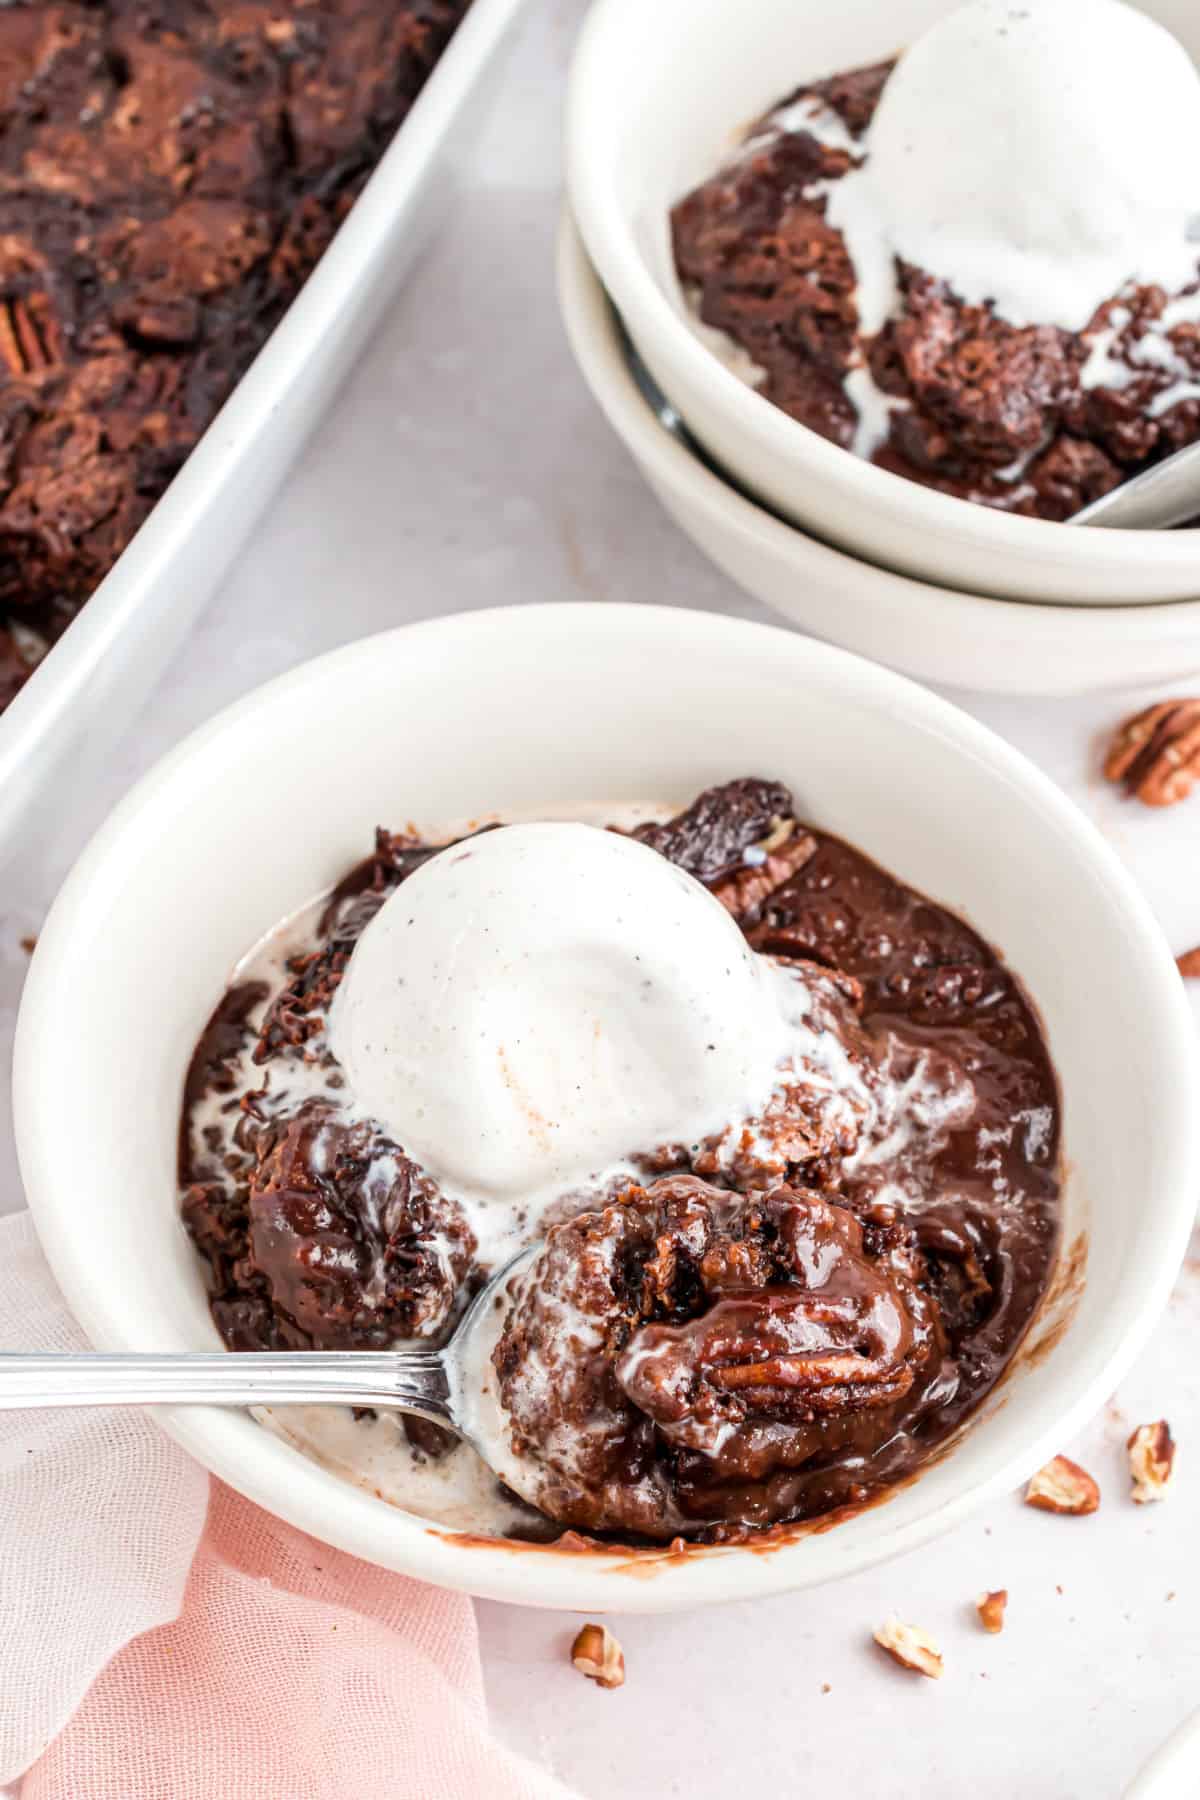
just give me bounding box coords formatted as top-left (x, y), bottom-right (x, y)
top-left (1127, 1421), bottom-right (1176, 1503)
top-left (976, 1589), bottom-right (1007, 1633)
top-left (1103, 699), bottom-right (1200, 807)
top-left (1024, 1454), bottom-right (1100, 1515)
top-left (570, 1623), bottom-right (625, 1689)
top-left (873, 1616), bottom-right (943, 1679)
top-left (1177, 947), bottom-right (1200, 979)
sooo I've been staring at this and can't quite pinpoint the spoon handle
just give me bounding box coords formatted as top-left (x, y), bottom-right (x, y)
top-left (0, 1350), bottom-right (455, 1424)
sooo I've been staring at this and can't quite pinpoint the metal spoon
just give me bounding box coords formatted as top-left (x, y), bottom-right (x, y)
top-left (0, 1248), bottom-right (531, 1461)
top-left (618, 305), bottom-right (1200, 532)
top-left (1068, 437), bottom-right (1200, 529)
top-left (618, 312), bottom-right (724, 475)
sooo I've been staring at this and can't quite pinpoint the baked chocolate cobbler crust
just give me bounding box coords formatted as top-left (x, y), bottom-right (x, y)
top-left (672, 61), bottom-right (1200, 519)
top-left (493, 1175), bottom-right (948, 1536)
top-left (180, 779), bottom-right (1061, 1539)
top-left (0, 0), bottom-right (470, 708)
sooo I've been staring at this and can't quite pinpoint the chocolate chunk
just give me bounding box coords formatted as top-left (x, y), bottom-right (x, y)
top-left (634, 778), bottom-right (796, 884)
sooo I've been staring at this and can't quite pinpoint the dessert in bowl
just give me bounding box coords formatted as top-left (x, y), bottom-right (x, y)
top-left (14, 605), bottom-right (1199, 1608)
top-left (180, 785), bottom-right (1059, 1542)
top-left (557, 215), bottom-right (1200, 696)
top-left (566, 0), bottom-right (1200, 605)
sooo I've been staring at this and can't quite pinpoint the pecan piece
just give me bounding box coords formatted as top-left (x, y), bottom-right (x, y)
top-left (1127, 1421), bottom-right (1176, 1503)
top-left (1024, 1454), bottom-right (1100, 1515)
top-left (571, 1623), bottom-right (625, 1689)
top-left (1177, 947), bottom-right (1200, 979)
top-left (1103, 699), bottom-right (1200, 807)
top-left (0, 294), bottom-right (60, 377)
top-left (711, 826), bottom-right (818, 919)
top-left (873, 1616), bottom-right (943, 1678)
top-left (976, 1589), bottom-right (1007, 1633)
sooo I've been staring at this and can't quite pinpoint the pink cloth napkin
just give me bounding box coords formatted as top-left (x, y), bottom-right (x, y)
top-left (0, 1212), bottom-right (575, 1800)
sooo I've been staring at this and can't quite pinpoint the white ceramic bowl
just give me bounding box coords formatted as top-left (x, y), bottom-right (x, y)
top-left (14, 604), bottom-right (1200, 1610)
top-left (566, 0), bottom-right (1200, 607)
top-left (558, 217), bottom-right (1200, 695)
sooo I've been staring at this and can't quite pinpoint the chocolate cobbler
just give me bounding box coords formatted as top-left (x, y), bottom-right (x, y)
top-left (672, 62), bottom-right (1200, 520)
top-left (0, 0), bottom-right (471, 709)
top-left (180, 779), bottom-right (1060, 1542)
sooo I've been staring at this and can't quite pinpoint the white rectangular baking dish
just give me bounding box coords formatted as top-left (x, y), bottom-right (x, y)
top-left (0, 0), bottom-right (527, 855)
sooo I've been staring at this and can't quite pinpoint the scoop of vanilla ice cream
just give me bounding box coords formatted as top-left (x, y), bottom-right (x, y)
top-left (830, 0), bottom-right (1200, 334)
top-left (329, 822), bottom-right (794, 1208)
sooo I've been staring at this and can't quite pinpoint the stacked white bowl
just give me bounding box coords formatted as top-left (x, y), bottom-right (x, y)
top-left (561, 0), bottom-right (1200, 693)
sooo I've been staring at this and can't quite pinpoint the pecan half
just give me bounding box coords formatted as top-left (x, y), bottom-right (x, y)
top-left (571, 1623), bottom-right (625, 1689)
top-left (1127, 1421), bottom-right (1176, 1503)
top-left (1103, 699), bottom-right (1200, 807)
top-left (873, 1616), bottom-right (943, 1678)
top-left (0, 294), bottom-right (60, 377)
top-left (1024, 1454), bottom-right (1100, 1515)
top-left (1177, 947), bottom-right (1200, 979)
top-left (616, 1190), bottom-right (924, 1453)
top-left (976, 1589), bottom-right (1007, 1633)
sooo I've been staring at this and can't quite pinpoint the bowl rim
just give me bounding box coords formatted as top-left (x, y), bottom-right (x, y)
top-left (565, 0), bottom-right (1200, 594)
top-left (555, 211), bottom-right (1200, 658)
top-left (14, 602), bottom-right (1200, 1611)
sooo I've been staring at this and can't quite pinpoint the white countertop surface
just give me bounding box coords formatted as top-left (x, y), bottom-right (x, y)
top-left (2, 5), bottom-right (1199, 1795)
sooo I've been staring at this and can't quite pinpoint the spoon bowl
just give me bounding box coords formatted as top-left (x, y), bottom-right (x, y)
top-left (1070, 436), bottom-right (1200, 528)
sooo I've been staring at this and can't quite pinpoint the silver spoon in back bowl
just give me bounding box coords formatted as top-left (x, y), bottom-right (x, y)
top-left (1067, 438), bottom-right (1200, 529)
